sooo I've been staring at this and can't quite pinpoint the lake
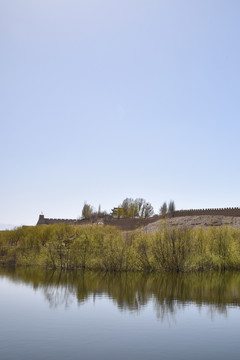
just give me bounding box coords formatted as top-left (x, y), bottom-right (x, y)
top-left (0, 267), bottom-right (240, 360)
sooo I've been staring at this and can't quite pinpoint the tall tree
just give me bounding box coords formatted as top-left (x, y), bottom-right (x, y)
top-left (82, 202), bottom-right (93, 219)
top-left (142, 202), bottom-right (154, 218)
top-left (160, 202), bottom-right (167, 215)
top-left (121, 198), bottom-right (135, 217)
top-left (168, 200), bottom-right (176, 214)
top-left (135, 198), bottom-right (146, 217)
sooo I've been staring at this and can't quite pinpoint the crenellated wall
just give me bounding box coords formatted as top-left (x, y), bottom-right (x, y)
top-left (37, 208), bottom-right (240, 230)
top-left (37, 214), bottom-right (77, 225)
top-left (173, 207), bottom-right (240, 217)
top-left (36, 214), bottom-right (160, 230)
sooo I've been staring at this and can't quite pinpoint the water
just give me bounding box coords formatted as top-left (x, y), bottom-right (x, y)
top-left (0, 267), bottom-right (240, 360)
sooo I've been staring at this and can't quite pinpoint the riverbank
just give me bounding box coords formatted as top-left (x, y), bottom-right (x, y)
top-left (1, 223), bottom-right (240, 272)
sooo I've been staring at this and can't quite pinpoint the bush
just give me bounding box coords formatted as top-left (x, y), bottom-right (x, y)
top-left (1, 224), bottom-right (240, 272)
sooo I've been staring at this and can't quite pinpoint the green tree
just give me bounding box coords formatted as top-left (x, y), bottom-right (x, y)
top-left (82, 202), bottom-right (93, 219)
top-left (168, 200), bottom-right (176, 214)
top-left (119, 198), bottom-right (154, 218)
top-left (121, 198), bottom-right (135, 217)
top-left (159, 202), bottom-right (167, 215)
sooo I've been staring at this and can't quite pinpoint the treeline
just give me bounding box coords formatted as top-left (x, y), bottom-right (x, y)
top-left (81, 198), bottom-right (155, 220)
top-left (80, 198), bottom-right (176, 219)
top-left (1, 224), bottom-right (240, 272)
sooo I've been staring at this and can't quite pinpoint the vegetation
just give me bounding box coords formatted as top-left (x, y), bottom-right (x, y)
top-left (80, 203), bottom-right (109, 221)
top-left (116, 198), bottom-right (154, 218)
top-left (168, 200), bottom-right (176, 214)
top-left (159, 201), bottom-right (167, 215)
top-left (1, 224), bottom-right (240, 272)
top-left (81, 202), bottom-right (94, 219)
top-left (159, 200), bottom-right (176, 216)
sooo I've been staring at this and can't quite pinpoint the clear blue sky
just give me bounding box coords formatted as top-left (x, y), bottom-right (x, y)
top-left (1, 0), bottom-right (240, 226)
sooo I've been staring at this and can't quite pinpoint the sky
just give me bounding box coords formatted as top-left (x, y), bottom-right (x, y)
top-left (1, 0), bottom-right (240, 226)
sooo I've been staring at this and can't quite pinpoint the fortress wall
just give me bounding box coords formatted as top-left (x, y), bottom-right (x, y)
top-left (37, 214), bottom-right (161, 230)
top-left (173, 208), bottom-right (240, 217)
top-left (37, 215), bottom-right (77, 225)
top-left (103, 215), bottom-right (160, 231)
top-left (37, 208), bottom-right (240, 230)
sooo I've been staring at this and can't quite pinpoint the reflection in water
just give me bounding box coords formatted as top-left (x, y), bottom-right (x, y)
top-left (0, 267), bottom-right (240, 318)
top-left (43, 284), bottom-right (75, 309)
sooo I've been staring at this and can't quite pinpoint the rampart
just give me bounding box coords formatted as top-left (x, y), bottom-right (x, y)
top-left (37, 214), bottom-right (77, 225)
top-left (103, 215), bottom-right (160, 231)
top-left (37, 214), bottom-right (160, 231)
top-left (173, 207), bottom-right (240, 217)
top-left (37, 208), bottom-right (240, 231)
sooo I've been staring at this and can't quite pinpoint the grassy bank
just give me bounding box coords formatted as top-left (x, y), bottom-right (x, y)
top-left (1, 224), bottom-right (240, 271)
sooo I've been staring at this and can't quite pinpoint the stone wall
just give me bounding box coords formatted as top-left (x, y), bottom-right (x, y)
top-left (37, 214), bottom-right (77, 225)
top-left (37, 208), bottom-right (240, 231)
top-left (173, 208), bottom-right (240, 217)
top-left (36, 214), bottom-right (160, 231)
top-left (103, 215), bottom-right (160, 231)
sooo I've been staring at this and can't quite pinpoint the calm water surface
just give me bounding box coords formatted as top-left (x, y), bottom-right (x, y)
top-left (0, 267), bottom-right (240, 360)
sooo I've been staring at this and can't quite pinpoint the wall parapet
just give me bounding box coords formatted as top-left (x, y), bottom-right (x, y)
top-left (37, 214), bottom-right (77, 225)
top-left (37, 208), bottom-right (240, 230)
top-left (173, 207), bottom-right (240, 217)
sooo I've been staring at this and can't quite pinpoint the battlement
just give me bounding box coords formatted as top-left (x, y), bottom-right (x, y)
top-left (37, 208), bottom-right (240, 230)
top-left (37, 214), bottom-right (77, 225)
top-left (172, 207), bottom-right (240, 217)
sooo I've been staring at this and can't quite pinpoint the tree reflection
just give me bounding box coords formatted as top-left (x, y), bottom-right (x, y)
top-left (0, 267), bottom-right (240, 317)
